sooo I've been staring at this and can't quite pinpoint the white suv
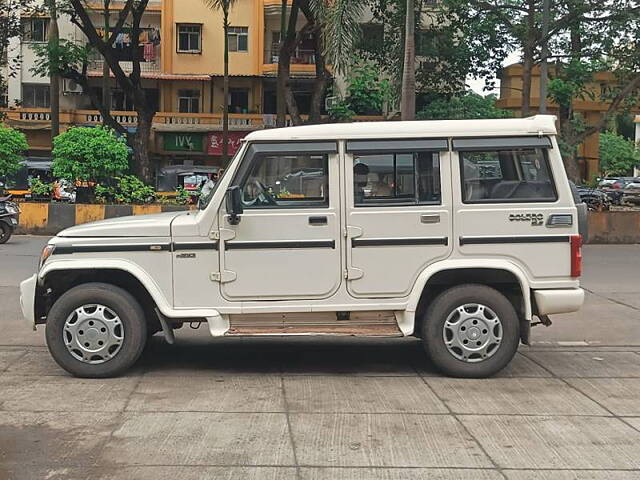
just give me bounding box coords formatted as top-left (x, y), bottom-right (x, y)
top-left (20, 115), bottom-right (585, 378)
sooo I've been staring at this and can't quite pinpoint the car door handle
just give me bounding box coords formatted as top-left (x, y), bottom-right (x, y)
top-left (421, 214), bottom-right (440, 224)
top-left (309, 216), bottom-right (328, 225)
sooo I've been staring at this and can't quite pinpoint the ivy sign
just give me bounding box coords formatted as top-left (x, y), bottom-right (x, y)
top-left (163, 133), bottom-right (205, 152)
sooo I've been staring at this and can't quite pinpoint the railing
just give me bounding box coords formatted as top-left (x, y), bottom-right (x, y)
top-left (87, 58), bottom-right (161, 74)
top-left (264, 45), bottom-right (316, 65)
top-left (2, 108), bottom-right (386, 129)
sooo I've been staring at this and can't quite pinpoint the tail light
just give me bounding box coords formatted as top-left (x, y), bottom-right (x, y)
top-left (570, 235), bottom-right (582, 277)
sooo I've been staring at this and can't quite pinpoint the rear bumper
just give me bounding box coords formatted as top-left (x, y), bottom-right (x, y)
top-left (533, 288), bottom-right (584, 315)
top-left (19, 274), bottom-right (37, 330)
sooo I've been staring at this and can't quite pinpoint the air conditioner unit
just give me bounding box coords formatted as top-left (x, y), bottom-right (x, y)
top-left (63, 78), bottom-right (84, 95)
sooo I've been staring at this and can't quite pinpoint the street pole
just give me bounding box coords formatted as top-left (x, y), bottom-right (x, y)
top-left (48, 0), bottom-right (60, 139)
top-left (539, 0), bottom-right (550, 114)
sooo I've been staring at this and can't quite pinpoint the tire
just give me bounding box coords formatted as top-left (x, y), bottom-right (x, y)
top-left (422, 284), bottom-right (520, 378)
top-left (0, 223), bottom-right (12, 244)
top-left (45, 283), bottom-right (147, 378)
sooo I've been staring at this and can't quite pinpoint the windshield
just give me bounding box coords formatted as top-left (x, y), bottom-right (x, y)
top-left (198, 146), bottom-right (243, 210)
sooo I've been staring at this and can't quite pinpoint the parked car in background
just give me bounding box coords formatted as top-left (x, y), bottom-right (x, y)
top-left (599, 177), bottom-right (635, 205)
top-left (622, 178), bottom-right (640, 205)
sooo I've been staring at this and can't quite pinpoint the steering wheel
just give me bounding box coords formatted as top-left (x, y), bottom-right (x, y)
top-left (243, 179), bottom-right (277, 206)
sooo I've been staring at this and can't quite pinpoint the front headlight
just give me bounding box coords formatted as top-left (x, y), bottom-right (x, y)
top-left (39, 244), bottom-right (56, 269)
top-left (5, 205), bottom-right (17, 214)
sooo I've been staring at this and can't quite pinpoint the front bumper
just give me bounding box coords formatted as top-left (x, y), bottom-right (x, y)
top-left (20, 274), bottom-right (38, 330)
top-left (533, 288), bottom-right (585, 316)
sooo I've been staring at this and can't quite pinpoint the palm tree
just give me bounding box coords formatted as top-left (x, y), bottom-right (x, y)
top-left (47, 0), bottom-right (60, 138)
top-left (202, 0), bottom-right (236, 164)
top-left (400, 0), bottom-right (415, 120)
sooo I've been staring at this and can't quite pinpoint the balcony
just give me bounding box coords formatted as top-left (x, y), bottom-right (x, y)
top-left (262, 46), bottom-right (318, 76)
top-left (2, 108), bottom-right (385, 132)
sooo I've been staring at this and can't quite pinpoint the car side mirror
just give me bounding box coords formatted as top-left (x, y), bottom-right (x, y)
top-left (226, 186), bottom-right (243, 225)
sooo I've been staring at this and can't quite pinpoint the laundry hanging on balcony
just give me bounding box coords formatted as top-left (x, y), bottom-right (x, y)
top-left (143, 43), bottom-right (156, 61)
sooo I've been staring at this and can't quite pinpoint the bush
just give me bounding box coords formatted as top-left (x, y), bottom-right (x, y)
top-left (599, 131), bottom-right (640, 177)
top-left (53, 126), bottom-right (129, 184)
top-left (0, 125), bottom-right (28, 178)
top-left (174, 186), bottom-right (191, 205)
top-left (417, 92), bottom-right (513, 120)
top-left (95, 175), bottom-right (156, 204)
top-left (29, 178), bottom-right (55, 198)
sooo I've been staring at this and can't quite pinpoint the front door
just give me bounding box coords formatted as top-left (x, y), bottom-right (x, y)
top-left (345, 139), bottom-right (453, 298)
top-left (219, 142), bottom-right (342, 301)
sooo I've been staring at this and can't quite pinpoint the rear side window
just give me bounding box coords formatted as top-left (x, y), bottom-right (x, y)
top-left (460, 148), bottom-right (557, 203)
top-left (353, 152), bottom-right (441, 206)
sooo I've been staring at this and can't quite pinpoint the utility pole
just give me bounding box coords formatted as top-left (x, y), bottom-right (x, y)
top-left (48, 0), bottom-right (60, 139)
top-left (400, 0), bottom-right (415, 121)
top-left (539, 0), bottom-right (550, 114)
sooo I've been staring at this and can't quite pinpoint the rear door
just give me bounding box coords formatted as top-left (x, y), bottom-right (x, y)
top-left (344, 139), bottom-right (453, 298)
top-left (219, 141), bottom-right (342, 301)
top-left (452, 136), bottom-right (576, 280)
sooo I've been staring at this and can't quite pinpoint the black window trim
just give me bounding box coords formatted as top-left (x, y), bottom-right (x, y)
top-left (452, 136), bottom-right (552, 151)
top-left (230, 141), bottom-right (338, 211)
top-left (353, 150), bottom-right (443, 208)
top-left (459, 146), bottom-right (559, 205)
top-left (347, 138), bottom-right (449, 154)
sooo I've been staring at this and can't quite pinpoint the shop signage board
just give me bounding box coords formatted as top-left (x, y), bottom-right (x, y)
top-left (207, 131), bottom-right (248, 156)
top-left (163, 133), bottom-right (205, 152)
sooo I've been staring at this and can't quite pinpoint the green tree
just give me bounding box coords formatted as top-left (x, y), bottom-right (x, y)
top-left (52, 126), bottom-right (129, 185)
top-left (0, 125), bottom-right (28, 178)
top-left (32, 0), bottom-right (156, 184)
top-left (599, 131), bottom-right (640, 177)
top-left (417, 92), bottom-right (512, 120)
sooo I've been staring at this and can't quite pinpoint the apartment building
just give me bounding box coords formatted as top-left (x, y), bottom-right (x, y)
top-left (3, 0), bottom-right (336, 176)
top-left (497, 63), bottom-right (640, 180)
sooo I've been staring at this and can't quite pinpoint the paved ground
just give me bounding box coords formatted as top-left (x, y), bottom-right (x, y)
top-left (1, 237), bottom-right (640, 479)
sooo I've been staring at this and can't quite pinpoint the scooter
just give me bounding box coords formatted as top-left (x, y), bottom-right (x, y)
top-left (0, 195), bottom-right (20, 244)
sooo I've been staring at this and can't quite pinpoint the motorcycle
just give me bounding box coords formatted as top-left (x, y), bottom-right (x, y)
top-left (0, 195), bottom-right (20, 244)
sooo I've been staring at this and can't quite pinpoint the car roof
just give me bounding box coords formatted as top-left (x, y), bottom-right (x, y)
top-left (245, 115), bottom-right (558, 142)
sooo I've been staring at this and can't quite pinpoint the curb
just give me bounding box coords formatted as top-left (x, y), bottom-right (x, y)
top-left (15, 203), bottom-right (192, 235)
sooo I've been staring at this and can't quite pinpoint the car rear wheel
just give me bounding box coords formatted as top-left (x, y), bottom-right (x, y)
top-left (422, 284), bottom-right (520, 378)
top-left (45, 283), bottom-right (147, 378)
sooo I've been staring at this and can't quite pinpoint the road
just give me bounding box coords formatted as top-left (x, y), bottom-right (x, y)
top-left (1, 236), bottom-right (640, 479)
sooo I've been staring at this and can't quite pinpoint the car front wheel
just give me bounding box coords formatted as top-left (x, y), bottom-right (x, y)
top-left (45, 283), bottom-right (147, 378)
top-left (422, 284), bottom-right (520, 378)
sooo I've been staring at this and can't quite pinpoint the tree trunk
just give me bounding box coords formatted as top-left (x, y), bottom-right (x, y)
top-left (48, 0), bottom-right (60, 139)
top-left (222, 8), bottom-right (229, 165)
top-left (521, 0), bottom-right (536, 116)
top-left (276, 0), bottom-right (288, 127)
top-left (277, 0), bottom-right (300, 127)
top-left (131, 109), bottom-right (154, 184)
top-left (102, 0), bottom-right (111, 111)
top-left (309, 29), bottom-right (328, 124)
top-left (400, 0), bottom-right (415, 121)
top-left (539, 0), bottom-right (550, 114)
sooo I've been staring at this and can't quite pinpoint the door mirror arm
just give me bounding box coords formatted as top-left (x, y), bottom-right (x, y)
top-left (226, 186), bottom-right (244, 225)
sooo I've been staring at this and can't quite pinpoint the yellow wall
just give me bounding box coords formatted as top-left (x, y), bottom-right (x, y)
top-left (162, 0), bottom-right (263, 76)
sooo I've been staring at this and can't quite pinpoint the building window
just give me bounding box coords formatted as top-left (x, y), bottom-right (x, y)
top-left (229, 88), bottom-right (249, 113)
top-left (22, 18), bottom-right (49, 42)
top-left (22, 84), bottom-right (50, 108)
top-left (177, 24), bottom-right (202, 53)
top-left (228, 26), bottom-right (248, 52)
top-left (178, 89), bottom-right (200, 113)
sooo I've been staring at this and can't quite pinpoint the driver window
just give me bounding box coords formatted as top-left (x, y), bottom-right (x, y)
top-left (241, 153), bottom-right (329, 208)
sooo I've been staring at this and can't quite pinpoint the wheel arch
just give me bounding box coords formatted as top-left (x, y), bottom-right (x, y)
top-left (406, 260), bottom-right (532, 339)
top-left (37, 260), bottom-right (169, 328)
